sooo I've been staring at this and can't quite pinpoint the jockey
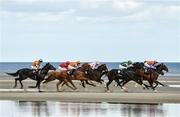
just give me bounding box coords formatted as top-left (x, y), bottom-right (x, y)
top-left (31, 59), bottom-right (43, 72)
top-left (144, 60), bottom-right (158, 70)
top-left (89, 61), bottom-right (100, 70)
top-left (119, 60), bottom-right (133, 69)
top-left (59, 61), bottom-right (70, 70)
top-left (67, 60), bottom-right (81, 76)
top-left (68, 60), bottom-right (81, 69)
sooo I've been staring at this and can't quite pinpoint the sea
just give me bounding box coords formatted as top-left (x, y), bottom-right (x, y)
top-left (0, 62), bottom-right (180, 76)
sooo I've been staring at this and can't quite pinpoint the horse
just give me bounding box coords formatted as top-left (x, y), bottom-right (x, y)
top-left (106, 62), bottom-right (146, 91)
top-left (81, 64), bottom-right (109, 88)
top-left (43, 63), bottom-right (92, 91)
top-left (6, 63), bottom-right (56, 92)
top-left (120, 63), bottom-right (168, 90)
top-left (139, 63), bottom-right (168, 90)
top-left (43, 70), bottom-right (78, 91)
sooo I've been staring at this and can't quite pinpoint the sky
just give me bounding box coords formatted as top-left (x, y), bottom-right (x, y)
top-left (0, 0), bottom-right (180, 62)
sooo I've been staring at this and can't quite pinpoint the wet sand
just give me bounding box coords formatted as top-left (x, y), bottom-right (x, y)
top-left (1, 75), bottom-right (180, 103)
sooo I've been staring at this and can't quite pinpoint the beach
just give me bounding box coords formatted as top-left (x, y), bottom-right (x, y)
top-left (1, 75), bottom-right (180, 103)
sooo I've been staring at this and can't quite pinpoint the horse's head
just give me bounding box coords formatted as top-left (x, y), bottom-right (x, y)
top-left (156, 63), bottom-right (168, 75)
top-left (133, 62), bottom-right (144, 69)
top-left (97, 64), bottom-right (108, 74)
top-left (42, 63), bottom-right (56, 71)
top-left (81, 63), bottom-right (92, 70)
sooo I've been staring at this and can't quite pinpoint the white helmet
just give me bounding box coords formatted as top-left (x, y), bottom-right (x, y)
top-left (95, 61), bottom-right (100, 65)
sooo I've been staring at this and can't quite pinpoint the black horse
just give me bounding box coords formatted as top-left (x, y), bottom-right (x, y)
top-left (106, 62), bottom-right (147, 91)
top-left (81, 64), bottom-right (109, 88)
top-left (6, 63), bottom-right (56, 92)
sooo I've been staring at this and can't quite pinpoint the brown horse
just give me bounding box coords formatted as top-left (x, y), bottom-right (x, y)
top-left (121, 63), bottom-right (168, 90)
top-left (141, 63), bottom-right (168, 90)
top-left (43, 71), bottom-right (77, 91)
top-left (81, 64), bottom-right (109, 88)
top-left (43, 63), bottom-right (91, 91)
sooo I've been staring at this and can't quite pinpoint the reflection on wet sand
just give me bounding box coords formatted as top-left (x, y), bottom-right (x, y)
top-left (0, 101), bottom-right (179, 117)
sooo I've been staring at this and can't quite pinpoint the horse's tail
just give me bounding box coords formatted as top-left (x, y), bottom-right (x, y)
top-left (6, 70), bottom-right (20, 77)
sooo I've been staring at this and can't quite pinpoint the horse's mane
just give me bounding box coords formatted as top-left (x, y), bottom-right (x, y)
top-left (97, 64), bottom-right (105, 69)
top-left (155, 63), bottom-right (163, 68)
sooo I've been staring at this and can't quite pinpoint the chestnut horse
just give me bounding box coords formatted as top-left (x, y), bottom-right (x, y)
top-left (43, 63), bottom-right (92, 91)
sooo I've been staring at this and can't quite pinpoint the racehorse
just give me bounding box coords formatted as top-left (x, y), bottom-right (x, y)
top-left (119, 63), bottom-right (168, 90)
top-left (81, 64), bottom-right (109, 88)
top-left (138, 63), bottom-right (168, 90)
top-left (106, 62), bottom-right (146, 91)
top-left (6, 63), bottom-right (56, 92)
top-left (43, 63), bottom-right (92, 91)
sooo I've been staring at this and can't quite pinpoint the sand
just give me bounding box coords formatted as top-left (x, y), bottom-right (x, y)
top-left (1, 74), bottom-right (180, 103)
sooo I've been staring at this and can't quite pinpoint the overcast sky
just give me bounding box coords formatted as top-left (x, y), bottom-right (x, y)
top-left (0, 0), bottom-right (180, 62)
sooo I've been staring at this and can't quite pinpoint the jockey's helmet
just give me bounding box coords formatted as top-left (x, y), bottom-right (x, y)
top-left (39, 59), bottom-right (43, 62)
top-left (76, 60), bottom-right (80, 64)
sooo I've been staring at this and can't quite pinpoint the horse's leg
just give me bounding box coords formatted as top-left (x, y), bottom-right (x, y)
top-left (81, 80), bottom-right (86, 88)
top-left (106, 79), bottom-right (113, 91)
top-left (67, 78), bottom-right (77, 90)
top-left (153, 81), bottom-right (159, 89)
top-left (121, 80), bottom-right (130, 91)
top-left (14, 78), bottom-right (18, 88)
top-left (148, 80), bottom-right (155, 90)
top-left (37, 81), bottom-right (42, 92)
top-left (85, 80), bottom-right (96, 87)
top-left (19, 80), bottom-right (23, 89)
top-left (121, 79), bottom-right (130, 87)
top-left (56, 80), bottom-right (63, 92)
top-left (156, 81), bottom-right (165, 87)
top-left (114, 78), bottom-right (123, 89)
top-left (63, 79), bottom-right (76, 90)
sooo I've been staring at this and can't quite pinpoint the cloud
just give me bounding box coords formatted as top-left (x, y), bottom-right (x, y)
top-left (1, 0), bottom-right (179, 24)
top-left (9, 0), bottom-right (59, 4)
top-left (112, 0), bottom-right (143, 11)
top-left (76, 4), bottom-right (180, 23)
top-left (79, 0), bottom-right (108, 9)
top-left (0, 9), bottom-right (76, 22)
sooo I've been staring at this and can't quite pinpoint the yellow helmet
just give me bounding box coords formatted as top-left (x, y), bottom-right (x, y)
top-left (76, 60), bottom-right (80, 64)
